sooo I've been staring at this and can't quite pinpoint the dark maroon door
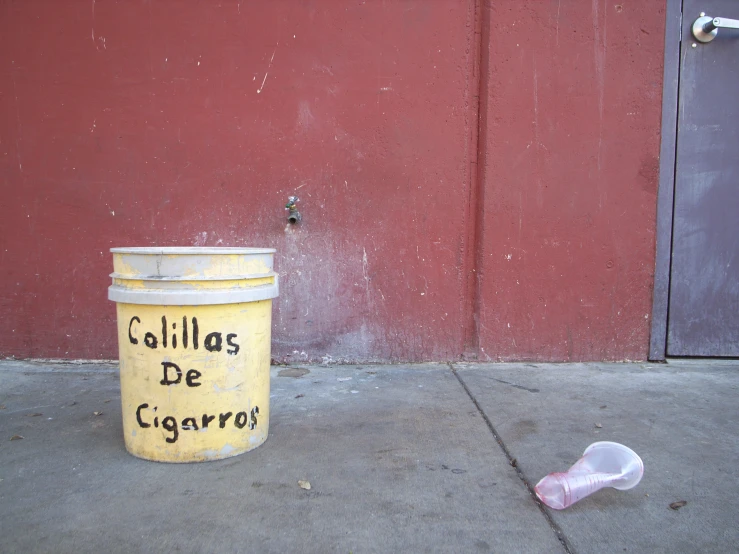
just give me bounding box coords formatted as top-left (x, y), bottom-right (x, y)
top-left (667, 0), bottom-right (739, 355)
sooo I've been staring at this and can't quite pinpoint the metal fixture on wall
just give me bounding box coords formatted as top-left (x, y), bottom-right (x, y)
top-left (285, 196), bottom-right (301, 224)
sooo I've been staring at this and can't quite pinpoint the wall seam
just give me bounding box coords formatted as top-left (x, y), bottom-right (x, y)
top-left (461, 0), bottom-right (489, 359)
top-left (649, 0), bottom-right (683, 360)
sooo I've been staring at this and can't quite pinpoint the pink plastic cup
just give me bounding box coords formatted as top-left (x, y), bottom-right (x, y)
top-left (534, 442), bottom-right (644, 510)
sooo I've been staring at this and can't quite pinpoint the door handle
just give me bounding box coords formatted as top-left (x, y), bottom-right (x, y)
top-left (692, 14), bottom-right (739, 42)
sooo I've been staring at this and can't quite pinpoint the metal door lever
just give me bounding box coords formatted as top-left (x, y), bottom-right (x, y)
top-left (693, 14), bottom-right (739, 42)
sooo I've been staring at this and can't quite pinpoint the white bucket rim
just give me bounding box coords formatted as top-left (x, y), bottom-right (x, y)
top-left (108, 279), bottom-right (279, 305)
top-left (110, 271), bottom-right (278, 282)
top-left (111, 247), bottom-right (276, 255)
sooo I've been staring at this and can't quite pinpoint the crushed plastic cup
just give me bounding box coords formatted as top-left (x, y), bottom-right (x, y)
top-left (534, 441), bottom-right (644, 510)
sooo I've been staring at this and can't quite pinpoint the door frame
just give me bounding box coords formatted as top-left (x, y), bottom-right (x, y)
top-left (649, 0), bottom-right (682, 361)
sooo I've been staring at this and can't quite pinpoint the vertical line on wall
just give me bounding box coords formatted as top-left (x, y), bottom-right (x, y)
top-left (663, 9), bottom-right (685, 358)
top-left (649, 0), bottom-right (683, 360)
top-left (461, 0), bottom-right (490, 359)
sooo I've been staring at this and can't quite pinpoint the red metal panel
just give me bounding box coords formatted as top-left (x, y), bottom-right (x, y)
top-left (0, 1), bottom-right (476, 361)
top-left (474, 1), bottom-right (665, 361)
top-left (0, 1), bottom-right (667, 362)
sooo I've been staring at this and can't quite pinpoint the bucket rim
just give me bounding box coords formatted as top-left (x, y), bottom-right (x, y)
top-left (109, 271), bottom-right (277, 281)
top-left (111, 247), bottom-right (276, 255)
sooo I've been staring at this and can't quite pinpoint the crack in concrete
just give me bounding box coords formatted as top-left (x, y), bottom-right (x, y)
top-left (449, 363), bottom-right (574, 554)
top-left (488, 376), bottom-right (540, 393)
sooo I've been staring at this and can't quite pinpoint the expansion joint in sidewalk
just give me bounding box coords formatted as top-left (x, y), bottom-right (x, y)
top-left (449, 363), bottom-right (574, 554)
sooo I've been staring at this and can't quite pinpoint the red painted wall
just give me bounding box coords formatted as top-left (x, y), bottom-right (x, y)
top-left (0, 0), bottom-right (477, 361)
top-left (0, 1), bottom-right (665, 362)
top-left (474, 1), bottom-right (665, 361)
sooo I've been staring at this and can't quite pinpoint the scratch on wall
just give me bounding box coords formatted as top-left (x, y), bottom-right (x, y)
top-left (10, 67), bottom-right (24, 180)
top-left (362, 247), bottom-right (372, 305)
top-left (91, 0), bottom-right (105, 50)
top-left (257, 44), bottom-right (278, 94)
top-left (297, 101), bottom-right (316, 130)
top-left (533, 58), bottom-right (543, 208)
top-left (194, 231), bottom-right (208, 246)
top-left (592, 0), bottom-right (607, 174)
top-left (533, 62), bottom-right (539, 147)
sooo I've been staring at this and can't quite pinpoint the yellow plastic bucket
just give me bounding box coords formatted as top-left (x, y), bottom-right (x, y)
top-left (108, 247), bottom-right (279, 462)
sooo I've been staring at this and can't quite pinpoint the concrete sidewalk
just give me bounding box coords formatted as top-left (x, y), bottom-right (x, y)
top-left (0, 360), bottom-right (737, 553)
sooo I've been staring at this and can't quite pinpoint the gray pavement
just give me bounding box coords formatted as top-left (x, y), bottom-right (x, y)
top-left (0, 359), bottom-right (737, 553)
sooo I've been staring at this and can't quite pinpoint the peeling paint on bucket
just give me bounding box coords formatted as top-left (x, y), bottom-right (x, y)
top-left (109, 247), bottom-right (278, 463)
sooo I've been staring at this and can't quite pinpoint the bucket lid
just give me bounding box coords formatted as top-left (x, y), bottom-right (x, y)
top-left (109, 246), bottom-right (278, 305)
top-left (110, 247), bottom-right (276, 254)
